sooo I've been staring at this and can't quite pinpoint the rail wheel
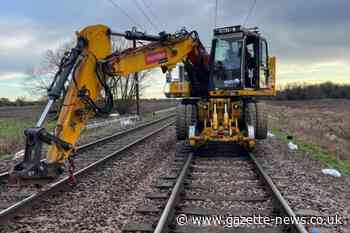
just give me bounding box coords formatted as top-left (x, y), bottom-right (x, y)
top-left (176, 103), bottom-right (196, 140)
top-left (245, 102), bottom-right (256, 138)
top-left (244, 101), bottom-right (267, 139)
top-left (255, 101), bottom-right (268, 139)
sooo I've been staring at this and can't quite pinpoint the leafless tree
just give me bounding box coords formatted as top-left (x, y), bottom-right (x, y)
top-left (107, 37), bottom-right (151, 113)
top-left (25, 37), bottom-right (151, 114)
top-left (25, 40), bottom-right (75, 97)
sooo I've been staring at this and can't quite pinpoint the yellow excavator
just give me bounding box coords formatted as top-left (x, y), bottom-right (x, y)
top-left (11, 24), bottom-right (276, 182)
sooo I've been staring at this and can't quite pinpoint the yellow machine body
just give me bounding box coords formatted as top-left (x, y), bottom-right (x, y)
top-left (46, 24), bottom-right (277, 163)
top-left (47, 25), bottom-right (205, 164)
top-left (13, 24), bottom-right (276, 182)
top-left (189, 55), bottom-right (276, 148)
top-left (109, 37), bottom-right (199, 76)
top-left (47, 25), bottom-right (112, 163)
top-left (188, 98), bottom-right (256, 149)
top-left (165, 81), bottom-right (191, 97)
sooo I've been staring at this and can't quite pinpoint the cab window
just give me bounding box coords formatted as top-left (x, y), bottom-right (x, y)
top-left (259, 40), bottom-right (269, 88)
top-left (212, 38), bottom-right (243, 89)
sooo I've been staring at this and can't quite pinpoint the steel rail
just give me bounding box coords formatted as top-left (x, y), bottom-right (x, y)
top-left (153, 149), bottom-right (308, 233)
top-left (76, 113), bottom-right (174, 152)
top-left (249, 153), bottom-right (308, 233)
top-left (0, 113), bottom-right (175, 180)
top-left (154, 153), bottom-right (193, 233)
top-left (0, 120), bottom-right (175, 224)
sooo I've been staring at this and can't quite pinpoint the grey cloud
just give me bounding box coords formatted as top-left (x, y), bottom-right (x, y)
top-left (138, 0), bottom-right (350, 64)
top-left (0, 0), bottom-right (349, 76)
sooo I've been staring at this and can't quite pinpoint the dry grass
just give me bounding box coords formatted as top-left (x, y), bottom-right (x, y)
top-left (0, 118), bottom-right (55, 158)
top-left (0, 119), bottom-right (30, 157)
top-left (0, 100), bottom-right (177, 159)
top-left (267, 99), bottom-right (350, 174)
top-left (268, 99), bottom-right (350, 161)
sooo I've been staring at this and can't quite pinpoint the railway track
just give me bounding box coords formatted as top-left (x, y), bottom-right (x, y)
top-left (123, 143), bottom-right (308, 233)
top-left (0, 114), bottom-right (175, 224)
top-left (0, 108), bottom-right (176, 175)
top-left (0, 114), bottom-right (309, 232)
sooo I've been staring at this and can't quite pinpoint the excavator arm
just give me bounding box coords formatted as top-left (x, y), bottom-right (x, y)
top-left (11, 24), bottom-right (208, 182)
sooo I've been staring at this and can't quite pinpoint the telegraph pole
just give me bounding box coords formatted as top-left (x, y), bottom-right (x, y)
top-left (132, 27), bottom-right (140, 116)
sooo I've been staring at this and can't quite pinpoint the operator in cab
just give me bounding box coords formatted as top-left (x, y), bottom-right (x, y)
top-left (212, 38), bottom-right (242, 89)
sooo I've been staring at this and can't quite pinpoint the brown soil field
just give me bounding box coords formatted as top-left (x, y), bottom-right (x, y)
top-left (0, 105), bottom-right (44, 121)
top-left (0, 99), bottom-right (178, 158)
top-left (128, 99), bottom-right (178, 114)
top-left (267, 99), bottom-right (350, 163)
top-left (0, 99), bottom-right (178, 121)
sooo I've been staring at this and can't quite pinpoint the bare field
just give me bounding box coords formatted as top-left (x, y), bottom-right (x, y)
top-left (267, 99), bottom-right (350, 163)
top-left (0, 99), bottom-right (178, 121)
top-left (128, 99), bottom-right (178, 114)
top-left (0, 105), bottom-right (44, 121)
top-left (0, 99), bottom-right (178, 157)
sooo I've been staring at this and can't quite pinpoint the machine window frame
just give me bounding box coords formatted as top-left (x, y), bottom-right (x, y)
top-left (209, 35), bottom-right (245, 91)
top-left (259, 39), bottom-right (269, 88)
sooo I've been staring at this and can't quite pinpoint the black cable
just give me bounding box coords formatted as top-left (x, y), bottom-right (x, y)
top-left (106, 0), bottom-right (145, 30)
top-left (243, 0), bottom-right (257, 26)
top-left (140, 0), bottom-right (163, 29)
top-left (47, 45), bottom-right (114, 117)
top-left (91, 62), bottom-right (114, 116)
top-left (71, 55), bottom-right (84, 90)
top-left (214, 0), bottom-right (218, 27)
top-left (137, 40), bottom-right (146, 46)
top-left (134, 0), bottom-right (159, 32)
top-left (48, 50), bottom-right (75, 92)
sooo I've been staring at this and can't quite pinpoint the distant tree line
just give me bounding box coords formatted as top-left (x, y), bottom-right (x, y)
top-left (273, 82), bottom-right (350, 100)
top-left (0, 97), bottom-right (44, 107)
top-left (2, 82), bottom-right (349, 107)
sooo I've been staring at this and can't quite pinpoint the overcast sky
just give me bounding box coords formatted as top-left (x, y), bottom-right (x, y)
top-left (0, 0), bottom-right (349, 99)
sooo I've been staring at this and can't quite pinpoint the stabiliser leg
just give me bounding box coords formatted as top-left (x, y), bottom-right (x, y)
top-left (10, 128), bottom-right (70, 185)
top-left (10, 38), bottom-right (86, 185)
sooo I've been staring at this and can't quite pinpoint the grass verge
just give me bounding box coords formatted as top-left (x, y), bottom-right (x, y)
top-left (0, 118), bottom-right (55, 159)
top-left (271, 127), bottom-right (350, 176)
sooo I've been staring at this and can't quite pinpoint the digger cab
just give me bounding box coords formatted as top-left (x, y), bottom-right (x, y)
top-left (209, 25), bottom-right (275, 97)
top-left (176, 26), bottom-right (276, 148)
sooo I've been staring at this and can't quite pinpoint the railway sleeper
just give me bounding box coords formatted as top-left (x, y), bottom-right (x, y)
top-left (123, 141), bottom-right (304, 233)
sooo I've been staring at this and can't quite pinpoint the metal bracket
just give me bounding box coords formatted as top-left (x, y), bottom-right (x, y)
top-left (11, 127), bottom-right (71, 182)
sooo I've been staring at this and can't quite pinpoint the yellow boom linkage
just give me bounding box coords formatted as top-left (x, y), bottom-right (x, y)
top-left (11, 24), bottom-right (206, 181)
top-left (11, 24), bottom-right (276, 183)
top-left (47, 25), bottom-right (112, 163)
top-left (50, 26), bottom-right (199, 163)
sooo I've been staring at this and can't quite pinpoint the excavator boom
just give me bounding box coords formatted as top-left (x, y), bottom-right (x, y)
top-left (11, 24), bottom-right (276, 184)
top-left (11, 24), bottom-right (208, 182)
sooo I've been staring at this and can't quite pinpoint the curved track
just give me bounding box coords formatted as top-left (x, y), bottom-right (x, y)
top-left (0, 114), bottom-right (175, 224)
top-left (123, 143), bottom-right (308, 233)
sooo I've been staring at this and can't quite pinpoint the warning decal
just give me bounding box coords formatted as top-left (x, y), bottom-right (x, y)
top-left (145, 50), bottom-right (167, 65)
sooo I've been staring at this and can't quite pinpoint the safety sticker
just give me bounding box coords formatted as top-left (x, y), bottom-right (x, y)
top-left (145, 50), bottom-right (167, 64)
